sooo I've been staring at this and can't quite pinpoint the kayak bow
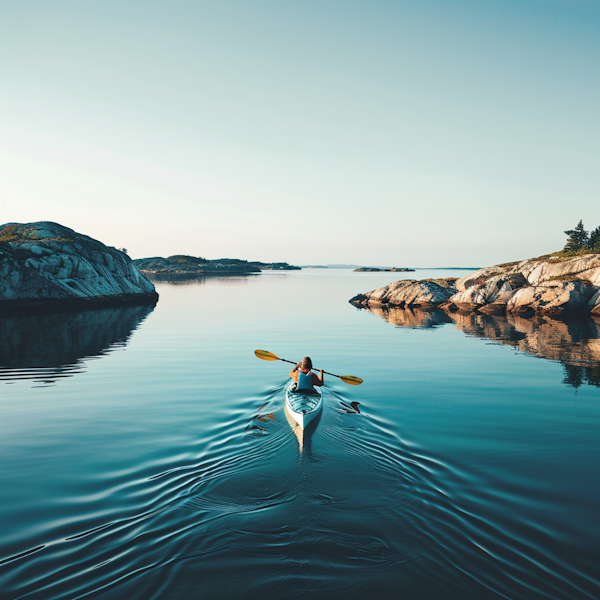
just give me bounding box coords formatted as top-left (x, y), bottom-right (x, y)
top-left (284, 380), bottom-right (323, 430)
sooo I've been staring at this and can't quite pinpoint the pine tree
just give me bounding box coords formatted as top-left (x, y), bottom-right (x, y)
top-left (563, 220), bottom-right (589, 252)
top-left (588, 226), bottom-right (600, 253)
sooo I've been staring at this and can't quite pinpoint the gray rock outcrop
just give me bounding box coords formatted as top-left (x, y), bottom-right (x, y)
top-left (350, 278), bottom-right (457, 309)
top-left (350, 254), bottom-right (600, 318)
top-left (448, 254), bottom-right (600, 316)
top-left (0, 222), bottom-right (158, 313)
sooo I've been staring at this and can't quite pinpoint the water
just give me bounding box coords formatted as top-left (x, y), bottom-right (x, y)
top-left (1, 269), bottom-right (599, 599)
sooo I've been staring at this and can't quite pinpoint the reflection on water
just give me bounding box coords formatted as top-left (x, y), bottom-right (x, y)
top-left (363, 306), bottom-right (600, 388)
top-left (0, 305), bottom-right (154, 385)
top-left (368, 306), bottom-right (452, 329)
top-left (144, 273), bottom-right (259, 286)
top-left (2, 270), bottom-right (599, 600)
top-left (562, 364), bottom-right (600, 389)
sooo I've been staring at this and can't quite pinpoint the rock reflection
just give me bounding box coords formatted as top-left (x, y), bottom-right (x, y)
top-left (0, 305), bottom-right (154, 385)
top-left (144, 273), bottom-right (256, 286)
top-left (366, 306), bottom-right (453, 329)
top-left (366, 306), bottom-right (600, 388)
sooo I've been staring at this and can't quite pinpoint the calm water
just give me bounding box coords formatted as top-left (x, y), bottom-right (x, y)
top-left (1, 269), bottom-right (599, 600)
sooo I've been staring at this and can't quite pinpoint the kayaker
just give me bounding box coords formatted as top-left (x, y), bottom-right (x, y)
top-left (290, 357), bottom-right (324, 391)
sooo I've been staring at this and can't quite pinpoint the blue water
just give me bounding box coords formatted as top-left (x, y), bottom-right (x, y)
top-left (1, 269), bottom-right (599, 599)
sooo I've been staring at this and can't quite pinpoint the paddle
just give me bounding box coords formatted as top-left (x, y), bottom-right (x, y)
top-left (254, 349), bottom-right (363, 385)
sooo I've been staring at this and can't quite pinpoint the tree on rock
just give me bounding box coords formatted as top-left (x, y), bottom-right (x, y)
top-left (588, 226), bottom-right (600, 253)
top-left (564, 220), bottom-right (589, 252)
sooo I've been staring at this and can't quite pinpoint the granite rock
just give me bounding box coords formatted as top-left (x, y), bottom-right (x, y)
top-left (350, 278), bottom-right (457, 309)
top-left (0, 222), bottom-right (158, 313)
top-left (349, 253), bottom-right (600, 317)
top-left (450, 254), bottom-right (600, 316)
top-left (506, 280), bottom-right (596, 317)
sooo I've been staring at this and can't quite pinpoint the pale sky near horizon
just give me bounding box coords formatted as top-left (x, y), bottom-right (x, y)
top-left (1, 0), bottom-right (598, 266)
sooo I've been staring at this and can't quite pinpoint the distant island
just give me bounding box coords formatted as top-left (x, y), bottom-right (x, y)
top-left (350, 221), bottom-right (600, 318)
top-left (354, 267), bottom-right (415, 272)
top-left (301, 264), bottom-right (419, 270)
top-left (133, 255), bottom-right (300, 276)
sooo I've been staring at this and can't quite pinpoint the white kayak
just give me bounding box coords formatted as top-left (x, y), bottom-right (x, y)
top-left (285, 380), bottom-right (323, 430)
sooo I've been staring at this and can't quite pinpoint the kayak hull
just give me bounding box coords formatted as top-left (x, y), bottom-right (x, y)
top-left (285, 381), bottom-right (322, 430)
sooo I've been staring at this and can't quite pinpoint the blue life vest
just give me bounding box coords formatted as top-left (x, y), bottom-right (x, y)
top-left (297, 370), bottom-right (313, 391)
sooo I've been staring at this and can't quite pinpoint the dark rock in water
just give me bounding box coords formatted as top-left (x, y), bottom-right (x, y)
top-left (0, 222), bottom-right (158, 314)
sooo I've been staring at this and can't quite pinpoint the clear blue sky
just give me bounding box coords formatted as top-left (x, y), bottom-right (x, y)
top-left (1, 0), bottom-right (598, 266)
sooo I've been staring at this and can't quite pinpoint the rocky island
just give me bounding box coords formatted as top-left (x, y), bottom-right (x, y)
top-left (0, 222), bottom-right (158, 314)
top-left (133, 255), bottom-right (300, 275)
top-left (354, 267), bottom-right (415, 272)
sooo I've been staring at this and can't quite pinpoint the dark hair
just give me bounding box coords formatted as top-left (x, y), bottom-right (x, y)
top-left (301, 357), bottom-right (312, 370)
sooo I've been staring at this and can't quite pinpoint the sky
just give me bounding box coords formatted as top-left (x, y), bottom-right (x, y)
top-left (1, 0), bottom-right (598, 266)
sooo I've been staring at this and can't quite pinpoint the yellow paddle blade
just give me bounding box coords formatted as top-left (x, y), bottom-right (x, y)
top-left (340, 375), bottom-right (363, 385)
top-left (254, 349), bottom-right (279, 361)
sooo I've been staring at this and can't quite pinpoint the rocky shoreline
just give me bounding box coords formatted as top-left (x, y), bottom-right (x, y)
top-left (350, 254), bottom-right (600, 318)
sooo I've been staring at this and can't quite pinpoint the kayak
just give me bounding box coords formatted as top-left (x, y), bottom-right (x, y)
top-left (285, 380), bottom-right (323, 430)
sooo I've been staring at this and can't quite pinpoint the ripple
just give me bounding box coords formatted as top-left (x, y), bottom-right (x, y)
top-left (1, 383), bottom-right (598, 600)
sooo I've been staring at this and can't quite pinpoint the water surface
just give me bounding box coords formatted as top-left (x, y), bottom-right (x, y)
top-left (1, 269), bottom-right (599, 599)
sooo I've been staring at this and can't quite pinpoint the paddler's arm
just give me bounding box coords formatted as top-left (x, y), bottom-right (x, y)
top-left (313, 370), bottom-right (324, 387)
top-left (290, 362), bottom-right (300, 380)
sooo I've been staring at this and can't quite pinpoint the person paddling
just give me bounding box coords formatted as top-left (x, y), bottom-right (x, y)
top-left (290, 357), bottom-right (324, 391)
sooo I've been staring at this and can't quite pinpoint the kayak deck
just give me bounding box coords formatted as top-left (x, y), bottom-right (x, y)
top-left (286, 385), bottom-right (321, 414)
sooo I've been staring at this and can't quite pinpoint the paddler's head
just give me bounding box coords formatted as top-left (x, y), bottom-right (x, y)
top-left (300, 357), bottom-right (312, 372)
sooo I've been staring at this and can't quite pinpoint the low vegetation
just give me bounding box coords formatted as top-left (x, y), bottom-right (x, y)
top-left (496, 261), bottom-right (520, 269)
top-left (167, 255), bottom-right (207, 265)
top-left (0, 224), bottom-right (71, 243)
top-left (0, 225), bottom-right (20, 241)
top-left (547, 274), bottom-right (584, 282)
